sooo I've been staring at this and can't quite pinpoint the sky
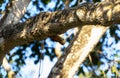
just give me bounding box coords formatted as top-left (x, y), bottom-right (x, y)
top-left (18, 56), bottom-right (57, 78)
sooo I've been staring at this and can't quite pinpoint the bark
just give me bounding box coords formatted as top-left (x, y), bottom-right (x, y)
top-left (0, 0), bottom-right (120, 77)
top-left (0, 0), bottom-right (30, 26)
top-left (0, 0), bottom-right (30, 78)
top-left (0, 0), bottom-right (30, 64)
top-left (48, 1), bottom-right (120, 77)
top-left (48, 26), bottom-right (109, 78)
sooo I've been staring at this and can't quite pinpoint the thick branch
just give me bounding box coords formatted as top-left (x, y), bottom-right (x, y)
top-left (0, 1), bottom-right (120, 62)
top-left (0, 0), bottom-right (30, 63)
top-left (2, 1), bottom-right (120, 39)
top-left (48, 26), bottom-right (109, 78)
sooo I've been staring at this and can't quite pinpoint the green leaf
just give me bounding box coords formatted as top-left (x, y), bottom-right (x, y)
top-left (41, 0), bottom-right (51, 5)
top-left (0, 0), bottom-right (4, 6)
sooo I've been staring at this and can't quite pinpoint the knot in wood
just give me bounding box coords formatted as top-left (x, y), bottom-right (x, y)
top-left (76, 9), bottom-right (86, 22)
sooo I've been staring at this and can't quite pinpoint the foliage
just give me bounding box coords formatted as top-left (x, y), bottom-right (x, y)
top-left (0, 0), bottom-right (120, 78)
top-left (0, 0), bottom-right (4, 6)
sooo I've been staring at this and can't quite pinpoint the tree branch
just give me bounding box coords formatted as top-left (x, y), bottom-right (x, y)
top-left (0, 0), bottom-right (30, 63)
top-left (0, 0), bottom-right (30, 26)
top-left (0, 1), bottom-right (120, 63)
top-left (48, 25), bottom-right (109, 78)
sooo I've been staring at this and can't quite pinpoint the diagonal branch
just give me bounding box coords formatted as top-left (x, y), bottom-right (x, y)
top-left (48, 25), bottom-right (109, 78)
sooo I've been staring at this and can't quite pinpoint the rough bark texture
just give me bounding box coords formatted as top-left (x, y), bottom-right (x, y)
top-left (0, 0), bottom-right (120, 77)
top-left (0, 0), bottom-right (30, 78)
top-left (0, 0), bottom-right (30, 63)
top-left (0, 0), bottom-right (30, 26)
top-left (48, 26), bottom-right (109, 78)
